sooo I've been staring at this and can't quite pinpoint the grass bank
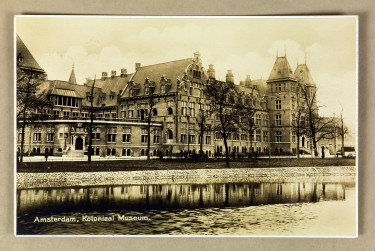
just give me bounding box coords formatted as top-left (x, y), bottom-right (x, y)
top-left (17, 158), bottom-right (356, 173)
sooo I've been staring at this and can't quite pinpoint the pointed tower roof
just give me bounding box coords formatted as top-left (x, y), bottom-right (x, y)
top-left (68, 65), bottom-right (77, 85)
top-left (267, 56), bottom-right (296, 82)
top-left (16, 34), bottom-right (45, 73)
top-left (294, 63), bottom-right (315, 86)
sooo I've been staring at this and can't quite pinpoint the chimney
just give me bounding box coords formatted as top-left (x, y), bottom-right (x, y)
top-left (111, 70), bottom-right (116, 78)
top-left (207, 64), bottom-right (215, 79)
top-left (120, 68), bottom-right (127, 78)
top-left (226, 70), bottom-right (234, 83)
top-left (135, 63), bottom-right (141, 71)
top-left (245, 75), bottom-right (251, 87)
top-left (102, 72), bottom-right (108, 80)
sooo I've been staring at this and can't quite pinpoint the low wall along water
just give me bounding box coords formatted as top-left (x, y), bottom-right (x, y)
top-left (17, 166), bottom-right (356, 189)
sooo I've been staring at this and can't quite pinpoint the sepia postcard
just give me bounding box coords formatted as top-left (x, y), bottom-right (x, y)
top-left (15, 15), bottom-right (358, 237)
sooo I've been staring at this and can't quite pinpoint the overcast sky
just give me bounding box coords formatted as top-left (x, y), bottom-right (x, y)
top-left (16, 16), bottom-right (357, 131)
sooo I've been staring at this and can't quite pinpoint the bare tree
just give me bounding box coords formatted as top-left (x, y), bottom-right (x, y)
top-left (194, 103), bottom-right (212, 156)
top-left (291, 81), bottom-right (307, 158)
top-left (301, 85), bottom-right (336, 156)
top-left (87, 77), bottom-right (96, 162)
top-left (206, 79), bottom-right (240, 168)
top-left (338, 106), bottom-right (349, 157)
top-left (238, 98), bottom-right (258, 158)
top-left (145, 95), bottom-right (156, 160)
top-left (17, 68), bottom-right (49, 163)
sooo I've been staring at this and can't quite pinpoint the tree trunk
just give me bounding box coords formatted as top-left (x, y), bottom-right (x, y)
top-left (223, 134), bottom-right (230, 168)
top-left (199, 123), bottom-right (203, 154)
top-left (147, 120), bottom-right (151, 161)
top-left (296, 131), bottom-right (300, 158)
top-left (88, 78), bottom-right (95, 162)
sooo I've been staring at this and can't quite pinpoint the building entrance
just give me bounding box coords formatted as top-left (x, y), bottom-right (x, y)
top-left (75, 137), bottom-right (83, 150)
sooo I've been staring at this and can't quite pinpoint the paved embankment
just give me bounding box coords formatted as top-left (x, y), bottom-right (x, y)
top-left (17, 166), bottom-right (356, 189)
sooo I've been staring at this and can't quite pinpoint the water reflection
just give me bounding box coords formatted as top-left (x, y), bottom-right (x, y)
top-left (17, 182), bottom-right (351, 214)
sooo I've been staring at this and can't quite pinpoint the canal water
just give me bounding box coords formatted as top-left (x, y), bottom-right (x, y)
top-left (17, 180), bottom-right (356, 236)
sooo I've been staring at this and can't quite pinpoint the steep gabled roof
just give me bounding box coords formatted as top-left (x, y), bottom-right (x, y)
top-left (294, 64), bottom-right (316, 86)
top-left (16, 35), bottom-right (45, 73)
top-left (121, 58), bottom-right (192, 98)
top-left (267, 56), bottom-right (295, 82)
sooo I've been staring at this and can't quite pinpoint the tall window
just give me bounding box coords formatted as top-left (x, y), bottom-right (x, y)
top-left (153, 130), bottom-right (161, 144)
top-left (92, 127), bottom-right (101, 140)
top-left (206, 104), bottom-right (211, 117)
top-left (107, 127), bottom-right (117, 142)
top-left (167, 129), bottom-right (173, 140)
top-left (122, 128), bottom-right (131, 143)
top-left (256, 130), bottom-right (261, 141)
top-left (33, 133), bottom-right (41, 142)
top-left (263, 131), bottom-right (268, 142)
top-left (292, 131), bottom-right (296, 143)
top-left (181, 134), bottom-right (187, 144)
top-left (55, 96), bottom-right (79, 107)
top-left (205, 135), bottom-right (211, 145)
top-left (181, 101), bottom-right (187, 116)
top-left (276, 114), bottom-right (282, 126)
top-left (189, 102), bottom-right (195, 117)
top-left (276, 131), bottom-right (282, 142)
top-left (161, 85), bottom-right (166, 94)
top-left (275, 99), bottom-right (282, 110)
top-left (256, 114), bottom-right (261, 125)
top-left (128, 105), bottom-right (134, 118)
top-left (141, 129), bottom-right (148, 143)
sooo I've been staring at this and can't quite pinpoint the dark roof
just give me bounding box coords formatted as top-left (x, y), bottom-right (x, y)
top-left (121, 58), bottom-right (192, 98)
top-left (294, 64), bottom-right (315, 86)
top-left (16, 35), bottom-right (45, 73)
top-left (86, 73), bottom-right (133, 107)
top-left (267, 56), bottom-right (296, 82)
top-left (251, 79), bottom-right (267, 96)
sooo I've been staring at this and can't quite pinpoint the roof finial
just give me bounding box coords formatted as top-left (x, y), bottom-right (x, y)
top-left (72, 63), bottom-right (74, 70)
top-left (284, 42), bottom-right (287, 57)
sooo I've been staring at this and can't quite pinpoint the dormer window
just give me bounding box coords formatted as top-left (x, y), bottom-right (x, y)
top-left (100, 97), bottom-right (105, 102)
top-left (145, 87), bottom-right (150, 96)
top-left (109, 95), bottom-right (114, 100)
top-left (130, 89), bottom-right (134, 97)
top-left (161, 85), bottom-right (166, 94)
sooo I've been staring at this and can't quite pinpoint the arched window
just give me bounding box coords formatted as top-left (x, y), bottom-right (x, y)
top-left (153, 108), bottom-right (158, 116)
top-left (112, 149), bottom-right (116, 156)
top-left (167, 107), bottom-right (173, 115)
top-left (122, 149), bottom-right (126, 156)
top-left (127, 149), bottom-right (131, 156)
top-left (107, 149), bottom-right (111, 155)
top-left (141, 149), bottom-right (145, 156)
top-left (167, 129), bottom-right (173, 140)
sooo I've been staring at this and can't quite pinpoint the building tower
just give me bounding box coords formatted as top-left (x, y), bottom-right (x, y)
top-left (266, 55), bottom-right (298, 154)
top-left (68, 64), bottom-right (77, 85)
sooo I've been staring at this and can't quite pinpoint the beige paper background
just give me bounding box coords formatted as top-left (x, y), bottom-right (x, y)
top-left (1, 0), bottom-right (374, 250)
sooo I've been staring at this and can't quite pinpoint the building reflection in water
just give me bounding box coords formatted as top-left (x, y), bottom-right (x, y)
top-left (17, 182), bottom-right (352, 215)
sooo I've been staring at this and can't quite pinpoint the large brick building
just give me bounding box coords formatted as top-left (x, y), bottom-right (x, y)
top-left (17, 36), bottom-right (345, 158)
